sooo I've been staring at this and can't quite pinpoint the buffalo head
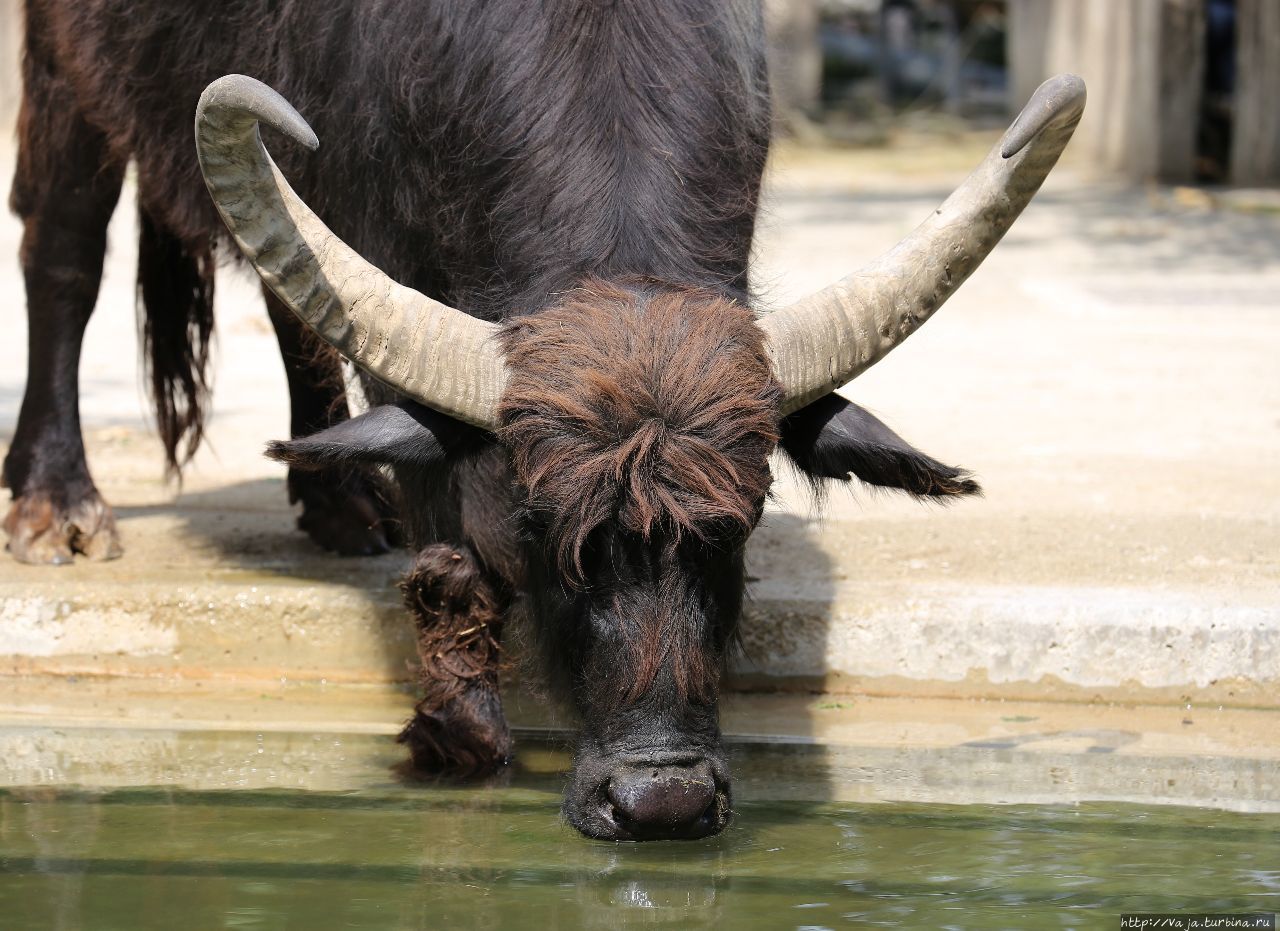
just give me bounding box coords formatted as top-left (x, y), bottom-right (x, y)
top-left (194, 73), bottom-right (1084, 840)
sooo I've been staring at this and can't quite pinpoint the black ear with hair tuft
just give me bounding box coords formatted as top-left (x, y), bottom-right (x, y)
top-left (266, 401), bottom-right (482, 472)
top-left (781, 393), bottom-right (980, 499)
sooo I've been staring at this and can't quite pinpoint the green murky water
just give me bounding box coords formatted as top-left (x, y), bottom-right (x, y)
top-left (1, 732), bottom-right (1277, 930)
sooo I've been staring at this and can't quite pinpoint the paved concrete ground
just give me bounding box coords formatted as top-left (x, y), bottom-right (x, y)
top-left (1, 133), bottom-right (1278, 707)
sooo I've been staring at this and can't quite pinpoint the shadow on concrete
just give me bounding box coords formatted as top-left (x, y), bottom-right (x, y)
top-left (1012, 185), bottom-right (1280, 272)
top-left (730, 506), bottom-right (839, 805)
top-left (108, 474), bottom-right (845, 804)
top-left (112, 477), bottom-right (415, 689)
top-left (113, 477), bottom-right (409, 587)
top-left (774, 181), bottom-right (1280, 273)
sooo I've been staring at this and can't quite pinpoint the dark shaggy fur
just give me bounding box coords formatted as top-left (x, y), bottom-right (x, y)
top-left (19, 0), bottom-right (768, 311)
top-left (398, 543), bottom-right (510, 775)
top-left (499, 279), bottom-right (780, 579)
top-left (136, 210), bottom-right (215, 475)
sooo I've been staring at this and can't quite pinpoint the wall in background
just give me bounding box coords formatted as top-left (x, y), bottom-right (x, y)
top-left (1010, 0), bottom-right (1279, 185)
top-left (1, 0), bottom-right (19, 137)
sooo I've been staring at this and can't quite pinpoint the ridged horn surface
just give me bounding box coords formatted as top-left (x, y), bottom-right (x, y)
top-left (762, 74), bottom-right (1086, 415)
top-left (195, 74), bottom-right (506, 429)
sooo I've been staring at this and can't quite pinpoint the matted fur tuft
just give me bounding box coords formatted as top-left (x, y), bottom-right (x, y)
top-left (499, 279), bottom-right (780, 578)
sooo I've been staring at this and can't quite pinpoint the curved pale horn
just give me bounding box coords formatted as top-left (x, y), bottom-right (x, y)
top-left (762, 74), bottom-right (1086, 415)
top-left (194, 74), bottom-right (506, 429)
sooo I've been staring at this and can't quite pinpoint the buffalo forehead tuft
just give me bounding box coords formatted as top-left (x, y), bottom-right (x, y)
top-left (498, 279), bottom-right (780, 578)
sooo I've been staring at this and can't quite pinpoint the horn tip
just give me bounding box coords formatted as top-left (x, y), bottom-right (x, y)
top-left (197, 73), bottom-right (320, 153)
top-left (1000, 73), bottom-right (1087, 159)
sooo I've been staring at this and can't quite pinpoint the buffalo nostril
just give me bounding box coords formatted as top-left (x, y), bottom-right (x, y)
top-left (606, 762), bottom-right (719, 836)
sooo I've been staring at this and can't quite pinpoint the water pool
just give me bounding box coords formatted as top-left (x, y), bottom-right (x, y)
top-left (1, 729), bottom-right (1276, 929)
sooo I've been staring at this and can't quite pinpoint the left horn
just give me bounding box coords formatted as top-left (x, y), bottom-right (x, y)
top-left (761, 74), bottom-right (1086, 415)
top-left (194, 74), bottom-right (507, 430)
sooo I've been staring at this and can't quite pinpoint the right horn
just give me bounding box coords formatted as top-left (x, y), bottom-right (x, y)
top-left (761, 74), bottom-right (1086, 416)
top-left (195, 74), bottom-right (507, 430)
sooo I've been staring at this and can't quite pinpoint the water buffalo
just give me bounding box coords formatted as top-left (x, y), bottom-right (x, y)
top-left (4, 0), bottom-right (1083, 839)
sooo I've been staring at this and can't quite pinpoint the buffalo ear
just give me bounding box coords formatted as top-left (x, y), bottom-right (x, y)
top-left (266, 401), bottom-right (482, 471)
top-left (780, 393), bottom-right (980, 499)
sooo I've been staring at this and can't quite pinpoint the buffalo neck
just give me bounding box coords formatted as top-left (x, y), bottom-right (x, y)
top-left (350, 0), bottom-right (773, 318)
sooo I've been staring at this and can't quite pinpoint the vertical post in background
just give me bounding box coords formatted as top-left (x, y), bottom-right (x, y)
top-left (765, 0), bottom-right (822, 136)
top-left (1007, 0), bottom-right (1053, 114)
top-left (1048, 0), bottom-right (1163, 181)
top-left (1231, 0), bottom-right (1280, 185)
top-left (1156, 0), bottom-right (1206, 184)
top-left (1013, 0), bottom-right (1204, 184)
top-left (879, 0), bottom-right (915, 110)
top-left (937, 1), bottom-right (962, 116)
top-left (0, 0), bottom-right (21, 139)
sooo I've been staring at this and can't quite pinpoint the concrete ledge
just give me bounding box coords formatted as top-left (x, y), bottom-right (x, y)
top-left (1, 577), bottom-right (412, 684)
top-left (3, 561), bottom-right (1276, 706)
top-left (738, 583), bottom-right (1279, 707)
top-left (1, 680), bottom-right (1275, 810)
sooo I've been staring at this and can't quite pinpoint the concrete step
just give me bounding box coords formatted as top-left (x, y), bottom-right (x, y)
top-left (1, 473), bottom-right (1275, 706)
top-left (1, 679), bottom-right (1276, 810)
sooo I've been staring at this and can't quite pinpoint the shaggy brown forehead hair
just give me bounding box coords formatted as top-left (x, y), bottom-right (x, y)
top-left (499, 279), bottom-right (781, 577)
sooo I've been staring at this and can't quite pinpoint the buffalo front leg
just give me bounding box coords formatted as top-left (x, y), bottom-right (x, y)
top-left (263, 289), bottom-right (398, 555)
top-left (398, 543), bottom-right (512, 775)
top-left (2, 68), bottom-right (125, 565)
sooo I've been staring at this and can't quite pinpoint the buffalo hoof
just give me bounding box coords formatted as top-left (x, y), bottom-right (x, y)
top-left (292, 470), bottom-right (399, 557)
top-left (3, 490), bottom-right (122, 565)
top-left (398, 688), bottom-right (512, 778)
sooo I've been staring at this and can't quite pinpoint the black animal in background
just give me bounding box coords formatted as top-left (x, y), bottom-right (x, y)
top-left (4, 0), bottom-right (1082, 839)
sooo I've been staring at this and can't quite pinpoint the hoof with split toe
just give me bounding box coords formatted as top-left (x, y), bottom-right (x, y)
top-left (3, 491), bottom-right (123, 565)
